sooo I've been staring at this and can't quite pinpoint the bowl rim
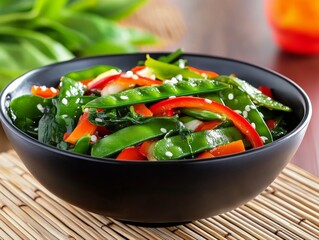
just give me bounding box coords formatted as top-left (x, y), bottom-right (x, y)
top-left (0, 52), bottom-right (312, 165)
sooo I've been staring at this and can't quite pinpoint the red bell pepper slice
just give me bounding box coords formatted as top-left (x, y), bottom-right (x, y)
top-left (87, 73), bottom-right (121, 90)
top-left (116, 75), bottom-right (162, 87)
top-left (116, 146), bottom-right (146, 160)
top-left (149, 96), bottom-right (264, 148)
top-left (258, 86), bottom-right (273, 98)
top-left (186, 66), bottom-right (219, 78)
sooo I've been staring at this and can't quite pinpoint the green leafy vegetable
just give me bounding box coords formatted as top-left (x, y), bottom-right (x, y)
top-left (0, 0), bottom-right (157, 89)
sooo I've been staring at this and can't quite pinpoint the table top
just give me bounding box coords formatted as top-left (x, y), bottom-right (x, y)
top-left (166, 0), bottom-right (319, 177)
top-left (0, 150), bottom-right (318, 239)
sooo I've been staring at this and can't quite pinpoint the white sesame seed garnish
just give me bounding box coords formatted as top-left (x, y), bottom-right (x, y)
top-left (120, 95), bottom-right (129, 100)
top-left (125, 71), bottom-right (133, 77)
top-left (75, 98), bottom-right (80, 104)
top-left (204, 98), bottom-right (212, 104)
top-left (66, 90), bottom-right (71, 97)
top-left (165, 151), bottom-right (173, 157)
top-left (132, 74), bottom-right (139, 80)
top-left (40, 86), bottom-right (47, 91)
top-left (90, 135), bottom-right (98, 142)
top-left (50, 87), bottom-right (57, 93)
top-left (228, 93), bottom-right (234, 100)
top-left (261, 136), bottom-right (268, 143)
top-left (169, 95), bottom-right (176, 99)
top-left (250, 105), bottom-right (256, 109)
top-left (84, 108), bottom-right (89, 113)
top-left (160, 128), bottom-right (167, 133)
top-left (61, 98), bottom-right (68, 105)
top-left (176, 74), bottom-right (183, 81)
top-left (201, 73), bottom-right (208, 78)
top-left (95, 118), bottom-right (103, 122)
top-left (62, 114), bottom-right (68, 118)
top-left (234, 110), bottom-right (242, 115)
top-left (36, 104), bottom-right (44, 113)
top-left (243, 110), bottom-right (248, 118)
top-left (245, 105), bottom-right (251, 112)
top-left (251, 122), bottom-right (256, 129)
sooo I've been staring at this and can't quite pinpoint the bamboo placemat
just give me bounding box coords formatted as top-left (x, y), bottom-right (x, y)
top-left (0, 150), bottom-right (318, 240)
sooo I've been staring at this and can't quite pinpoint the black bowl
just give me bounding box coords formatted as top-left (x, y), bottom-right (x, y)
top-left (0, 53), bottom-right (312, 225)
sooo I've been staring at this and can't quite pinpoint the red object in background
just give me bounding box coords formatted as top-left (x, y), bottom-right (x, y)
top-left (266, 0), bottom-right (319, 54)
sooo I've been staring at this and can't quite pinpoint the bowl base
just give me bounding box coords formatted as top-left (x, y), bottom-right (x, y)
top-left (120, 220), bottom-right (191, 227)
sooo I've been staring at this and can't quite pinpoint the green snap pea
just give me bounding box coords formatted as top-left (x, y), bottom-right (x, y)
top-left (220, 86), bottom-right (273, 144)
top-left (73, 135), bottom-right (91, 154)
top-left (144, 55), bottom-right (202, 80)
top-left (85, 79), bottom-right (229, 109)
top-left (153, 127), bottom-right (244, 160)
top-left (180, 108), bottom-right (225, 121)
top-left (64, 65), bottom-right (120, 81)
top-left (214, 75), bottom-right (292, 112)
top-left (91, 118), bottom-right (183, 158)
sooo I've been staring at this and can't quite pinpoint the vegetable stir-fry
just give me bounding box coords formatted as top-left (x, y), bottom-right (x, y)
top-left (9, 50), bottom-right (292, 160)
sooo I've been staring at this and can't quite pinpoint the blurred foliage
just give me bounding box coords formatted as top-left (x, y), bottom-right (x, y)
top-left (0, 0), bottom-right (157, 89)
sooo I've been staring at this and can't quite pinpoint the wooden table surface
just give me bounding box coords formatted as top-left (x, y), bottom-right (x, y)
top-left (0, 0), bottom-right (318, 177)
top-left (167, 0), bottom-right (319, 177)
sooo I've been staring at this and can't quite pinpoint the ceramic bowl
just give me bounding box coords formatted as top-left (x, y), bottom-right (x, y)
top-left (0, 53), bottom-right (312, 225)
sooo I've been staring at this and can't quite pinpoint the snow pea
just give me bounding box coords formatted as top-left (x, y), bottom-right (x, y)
top-left (91, 118), bottom-right (183, 158)
top-left (214, 75), bottom-right (292, 112)
top-left (64, 65), bottom-right (120, 81)
top-left (56, 77), bottom-right (86, 130)
top-left (180, 108), bottom-right (225, 121)
top-left (73, 135), bottom-right (91, 154)
top-left (220, 86), bottom-right (273, 144)
top-left (85, 78), bottom-right (229, 109)
top-left (153, 127), bottom-right (244, 160)
top-left (144, 55), bottom-right (202, 80)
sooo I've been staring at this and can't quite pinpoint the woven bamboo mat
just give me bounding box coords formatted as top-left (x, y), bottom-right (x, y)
top-left (0, 150), bottom-right (318, 240)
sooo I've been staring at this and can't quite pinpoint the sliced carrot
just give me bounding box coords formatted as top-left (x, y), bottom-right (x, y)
top-left (31, 85), bottom-right (59, 98)
top-left (116, 146), bottom-right (146, 160)
top-left (195, 120), bottom-right (222, 132)
top-left (65, 111), bottom-right (97, 145)
top-left (116, 76), bottom-right (162, 86)
top-left (210, 140), bottom-right (245, 157)
top-left (187, 66), bottom-right (219, 78)
top-left (133, 104), bottom-right (153, 117)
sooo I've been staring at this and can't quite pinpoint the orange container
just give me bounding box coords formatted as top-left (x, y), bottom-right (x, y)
top-left (266, 0), bottom-right (319, 54)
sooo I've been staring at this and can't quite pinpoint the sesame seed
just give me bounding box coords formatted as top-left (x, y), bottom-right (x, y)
top-left (251, 122), bottom-right (256, 129)
top-left (261, 136), bottom-right (268, 143)
top-left (165, 151), bottom-right (173, 157)
top-left (120, 95), bottom-right (129, 100)
top-left (234, 110), bottom-right (242, 115)
top-left (66, 90), bottom-right (71, 97)
top-left (75, 98), bottom-right (80, 104)
top-left (250, 105), bottom-right (256, 109)
top-left (176, 74), bottom-right (183, 81)
top-left (50, 87), bottom-right (57, 93)
top-left (228, 93), bottom-right (234, 100)
top-left (61, 114), bottom-right (68, 118)
top-left (245, 105), bottom-right (251, 111)
top-left (95, 118), bottom-right (103, 122)
top-left (84, 108), bottom-right (89, 113)
top-left (125, 71), bottom-right (133, 77)
top-left (204, 98), bottom-right (212, 104)
top-left (90, 135), bottom-right (98, 142)
top-left (61, 98), bottom-right (68, 105)
top-left (132, 74), bottom-right (139, 80)
top-left (169, 95), bottom-right (176, 99)
top-left (36, 104), bottom-right (44, 113)
top-left (40, 86), bottom-right (47, 91)
top-left (243, 110), bottom-right (248, 118)
top-left (160, 128), bottom-right (167, 133)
